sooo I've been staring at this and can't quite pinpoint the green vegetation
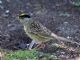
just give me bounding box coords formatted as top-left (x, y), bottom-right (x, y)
top-left (70, 1), bottom-right (80, 7)
top-left (4, 49), bottom-right (58, 60)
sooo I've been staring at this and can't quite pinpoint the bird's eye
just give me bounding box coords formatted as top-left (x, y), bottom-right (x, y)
top-left (19, 13), bottom-right (31, 19)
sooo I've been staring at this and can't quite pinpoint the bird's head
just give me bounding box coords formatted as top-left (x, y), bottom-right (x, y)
top-left (19, 13), bottom-right (31, 23)
top-left (19, 13), bottom-right (31, 19)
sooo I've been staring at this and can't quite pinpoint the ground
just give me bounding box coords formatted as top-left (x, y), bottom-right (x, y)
top-left (0, 0), bottom-right (80, 60)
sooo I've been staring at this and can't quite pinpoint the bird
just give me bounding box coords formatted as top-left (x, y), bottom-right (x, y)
top-left (18, 13), bottom-right (80, 49)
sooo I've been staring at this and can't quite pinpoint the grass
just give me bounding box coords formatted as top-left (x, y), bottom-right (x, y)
top-left (4, 49), bottom-right (58, 60)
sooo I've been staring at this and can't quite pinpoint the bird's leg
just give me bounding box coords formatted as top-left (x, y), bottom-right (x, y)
top-left (29, 40), bottom-right (36, 50)
top-left (35, 42), bottom-right (46, 49)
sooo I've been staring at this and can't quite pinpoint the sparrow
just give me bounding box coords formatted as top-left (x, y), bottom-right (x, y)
top-left (18, 13), bottom-right (80, 49)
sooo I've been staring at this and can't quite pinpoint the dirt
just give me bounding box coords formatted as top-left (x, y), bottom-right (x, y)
top-left (0, 0), bottom-right (80, 59)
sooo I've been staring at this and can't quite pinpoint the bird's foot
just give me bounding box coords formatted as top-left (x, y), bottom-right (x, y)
top-left (35, 43), bottom-right (46, 50)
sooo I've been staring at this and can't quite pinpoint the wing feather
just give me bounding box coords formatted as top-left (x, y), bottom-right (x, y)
top-left (28, 21), bottom-right (52, 38)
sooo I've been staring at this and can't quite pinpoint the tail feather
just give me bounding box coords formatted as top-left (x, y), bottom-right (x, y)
top-left (51, 33), bottom-right (80, 46)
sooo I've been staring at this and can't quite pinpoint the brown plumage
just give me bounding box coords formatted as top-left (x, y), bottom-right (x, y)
top-left (19, 13), bottom-right (80, 47)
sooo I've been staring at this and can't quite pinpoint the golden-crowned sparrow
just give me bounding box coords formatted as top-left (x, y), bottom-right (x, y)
top-left (18, 13), bottom-right (80, 49)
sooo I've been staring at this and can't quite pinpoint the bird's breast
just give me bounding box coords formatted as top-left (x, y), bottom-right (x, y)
top-left (24, 26), bottom-right (49, 42)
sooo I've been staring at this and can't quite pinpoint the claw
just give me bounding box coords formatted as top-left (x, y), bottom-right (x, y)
top-left (35, 43), bottom-right (46, 49)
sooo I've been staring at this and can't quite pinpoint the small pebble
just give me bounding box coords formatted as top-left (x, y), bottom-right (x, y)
top-left (67, 36), bottom-right (71, 39)
top-left (0, 0), bottom-right (2, 4)
top-left (5, 10), bottom-right (10, 13)
top-left (2, 10), bottom-right (10, 17)
top-left (64, 22), bottom-right (68, 24)
top-left (59, 55), bottom-right (65, 58)
top-left (61, 52), bottom-right (65, 54)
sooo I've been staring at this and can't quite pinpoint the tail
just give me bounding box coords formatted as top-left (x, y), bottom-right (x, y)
top-left (51, 33), bottom-right (80, 46)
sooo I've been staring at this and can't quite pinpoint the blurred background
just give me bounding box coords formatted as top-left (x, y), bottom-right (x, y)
top-left (0, 0), bottom-right (80, 60)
